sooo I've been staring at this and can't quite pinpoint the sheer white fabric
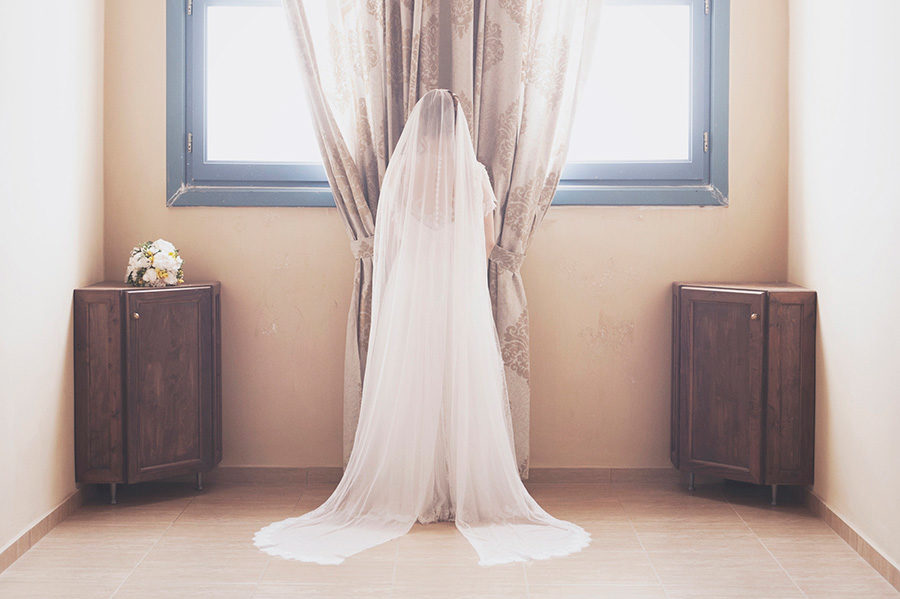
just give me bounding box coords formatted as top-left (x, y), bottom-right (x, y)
top-left (253, 89), bottom-right (590, 566)
top-left (476, 162), bottom-right (498, 216)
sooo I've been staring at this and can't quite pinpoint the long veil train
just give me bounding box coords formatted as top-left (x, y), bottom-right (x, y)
top-left (253, 89), bottom-right (591, 566)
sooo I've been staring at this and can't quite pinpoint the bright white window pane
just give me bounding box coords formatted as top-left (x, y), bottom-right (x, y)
top-left (568, 3), bottom-right (692, 163)
top-left (206, 5), bottom-right (319, 163)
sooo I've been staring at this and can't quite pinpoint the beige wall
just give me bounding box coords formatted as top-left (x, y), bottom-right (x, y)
top-left (0, 2), bottom-right (105, 551)
top-left (788, 0), bottom-right (900, 569)
top-left (103, 0), bottom-right (788, 470)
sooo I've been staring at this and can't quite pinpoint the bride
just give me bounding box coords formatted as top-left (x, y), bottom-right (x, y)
top-left (254, 89), bottom-right (590, 566)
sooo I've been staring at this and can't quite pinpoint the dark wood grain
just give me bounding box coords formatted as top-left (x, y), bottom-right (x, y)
top-left (212, 284), bottom-right (223, 464)
top-left (679, 287), bottom-right (766, 483)
top-left (671, 282), bottom-right (815, 490)
top-left (125, 288), bottom-right (212, 482)
top-left (764, 291), bottom-right (817, 485)
top-left (670, 284), bottom-right (680, 468)
top-left (73, 282), bottom-right (222, 489)
top-left (74, 289), bottom-right (125, 483)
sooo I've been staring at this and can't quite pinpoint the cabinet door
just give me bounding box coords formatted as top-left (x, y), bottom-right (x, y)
top-left (670, 284), bottom-right (681, 468)
top-left (74, 290), bottom-right (125, 483)
top-left (765, 291), bottom-right (816, 485)
top-left (679, 287), bottom-right (766, 483)
top-left (125, 287), bottom-right (212, 482)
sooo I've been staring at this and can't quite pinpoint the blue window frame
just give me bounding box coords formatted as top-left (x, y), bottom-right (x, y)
top-left (167, 0), bottom-right (331, 206)
top-left (167, 0), bottom-right (728, 207)
top-left (556, 0), bottom-right (729, 206)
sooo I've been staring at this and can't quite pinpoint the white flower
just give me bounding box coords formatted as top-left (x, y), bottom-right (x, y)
top-left (132, 252), bottom-right (151, 269)
top-left (154, 252), bottom-right (178, 272)
top-left (154, 239), bottom-right (176, 255)
top-left (126, 240), bottom-right (181, 287)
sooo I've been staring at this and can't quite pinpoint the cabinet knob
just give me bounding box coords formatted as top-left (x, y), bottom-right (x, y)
top-left (132, 312), bottom-right (140, 320)
top-left (750, 312), bottom-right (759, 320)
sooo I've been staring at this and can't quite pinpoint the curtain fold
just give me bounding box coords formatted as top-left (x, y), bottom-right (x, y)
top-left (284, 0), bottom-right (599, 474)
top-left (450, 0), bottom-right (600, 478)
top-left (283, 0), bottom-right (437, 467)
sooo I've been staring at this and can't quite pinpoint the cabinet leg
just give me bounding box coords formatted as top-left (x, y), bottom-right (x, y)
top-left (688, 472), bottom-right (695, 492)
top-left (196, 471), bottom-right (204, 492)
top-left (770, 484), bottom-right (778, 506)
top-left (109, 483), bottom-right (117, 505)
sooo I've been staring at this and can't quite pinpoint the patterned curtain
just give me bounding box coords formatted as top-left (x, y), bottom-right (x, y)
top-left (283, 0), bottom-right (447, 467)
top-left (284, 0), bottom-right (598, 475)
top-left (450, 0), bottom-right (600, 478)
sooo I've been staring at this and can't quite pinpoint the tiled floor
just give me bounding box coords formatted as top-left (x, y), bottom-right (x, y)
top-left (1, 477), bottom-right (897, 598)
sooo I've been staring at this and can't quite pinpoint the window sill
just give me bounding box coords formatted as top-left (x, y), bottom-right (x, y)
top-left (166, 183), bottom-right (729, 208)
top-left (552, 184), bottom-right (728, 207)
top-left (167, 185), bottom-right (335, 207)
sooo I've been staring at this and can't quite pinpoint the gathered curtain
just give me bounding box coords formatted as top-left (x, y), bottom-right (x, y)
top-left (448, 1), bottom-right (599, 478)
top-left (283, 0), bottom-right (599, 477)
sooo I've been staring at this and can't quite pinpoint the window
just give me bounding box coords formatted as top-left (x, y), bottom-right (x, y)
top-left (559, 0), bottom-right (729, 205)
top-left (167, 0), bottom-right (728, 207)
top-left (167, 0), bottom-right (330, 206)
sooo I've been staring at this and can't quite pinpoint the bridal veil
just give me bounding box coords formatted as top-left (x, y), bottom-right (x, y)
top-left (254, 89), bottom-right (590, 566)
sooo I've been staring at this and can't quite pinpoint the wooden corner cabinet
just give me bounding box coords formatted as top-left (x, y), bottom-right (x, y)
top-left (74, 281), bottom-right (222, 503)
top-left (671, 282), bottom-right (816, 505)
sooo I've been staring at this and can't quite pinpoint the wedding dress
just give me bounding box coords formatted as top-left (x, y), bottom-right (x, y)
top-left (253, 89), bottom-right (590, 566)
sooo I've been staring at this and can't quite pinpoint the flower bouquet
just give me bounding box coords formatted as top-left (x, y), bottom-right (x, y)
top-left (125, 239), bottom-right (185, 287)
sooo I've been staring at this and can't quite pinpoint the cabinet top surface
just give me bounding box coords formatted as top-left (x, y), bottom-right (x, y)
top-left (78, 281), bottom-right (220, 291)
top-left (674, 281), bottom-right (814, 293)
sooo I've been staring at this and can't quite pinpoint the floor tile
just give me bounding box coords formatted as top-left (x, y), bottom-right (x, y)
top-left (254, 583), bottom-right (394, 598)
top-left (0, 579), bottom-right (121, 598)
top-left (263, 556), bottom-right (396, 585)
top-left (635, 529), bottom-right (762, 553)
top-left (524, 549), bottom-right (658, 586)
top-left (663, 583), bottom-right (805, 598)
top-left (124, 538), bottom-right (269, 586)
top-left (112, 580), bottom-right (257, 599)
top-left (528, 584), bottom-right (666, 599)
top-left (0, 478), bottom-right (895, 599)
top-left (189, 483), bottom-right (303, 507)
top-left (392, 582), bottom-right (527, 599)
top-left (393, 561), bottom-right (525, 588)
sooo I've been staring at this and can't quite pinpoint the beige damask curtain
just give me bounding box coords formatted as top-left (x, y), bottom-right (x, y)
top-left (283, 0), bottom-right (441, 468)
top-left (284, 0), bottom-right (598, 476)
top-left (447, 0), bottom-right (600, 478)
